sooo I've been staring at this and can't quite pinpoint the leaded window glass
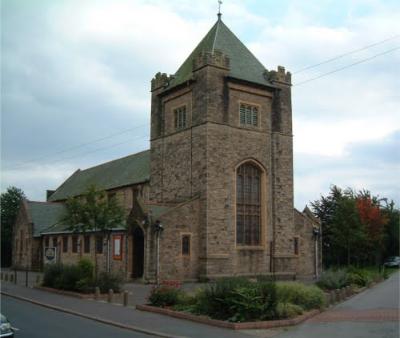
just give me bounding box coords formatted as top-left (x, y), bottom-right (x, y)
top-left (236, 163), bottom-right (261, 245)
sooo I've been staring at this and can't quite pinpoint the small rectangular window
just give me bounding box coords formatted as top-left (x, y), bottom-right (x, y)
top-left (239, 103), bottom-right (259, 127)
top-left (96, 236), bottom-right (103, 254)
top-left (182, 235), bottom-right (191, 256)
top-left (62, 236), bottom-right (68, 253)
top-left (174, 106), bottom-right (187, 130)
top-left (84, 235), bottom-right (91, 253)
top-left (52, 237), bottom-right (58, 247)
top-left (44, 236), bottom-right (49, 248)
top-left (72, 236), bottom-right (78, 253)
top-left (294, 237), bottom-right (299, 255)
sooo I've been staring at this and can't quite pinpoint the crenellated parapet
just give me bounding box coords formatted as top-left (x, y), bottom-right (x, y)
top-left (192, 49), bottom-right (230, 72)
top-left (151, 72), bottom-right (174, 91)
top-left (264, 66), bottom-right (291, 85)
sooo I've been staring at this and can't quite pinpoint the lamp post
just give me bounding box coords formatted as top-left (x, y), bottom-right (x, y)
top-left (153, 220), bottom-right (164, 285)
top-left (313, 227), bottom-right (321, 279)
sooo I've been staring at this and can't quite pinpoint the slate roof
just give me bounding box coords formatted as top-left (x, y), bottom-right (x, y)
top-left (26, 201), bottom-right (67, 237)
top-left (49, 150), bottom-right (150, 202)
top-left (169, 18), bottom-right (273, 88)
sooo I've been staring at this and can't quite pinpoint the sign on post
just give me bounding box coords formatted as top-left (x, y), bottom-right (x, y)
top-left (44, 247), bottom-right (57, 264)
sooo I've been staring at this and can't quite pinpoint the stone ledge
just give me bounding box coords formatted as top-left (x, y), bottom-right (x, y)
top-left (136, 304), bottom-right (320, 330)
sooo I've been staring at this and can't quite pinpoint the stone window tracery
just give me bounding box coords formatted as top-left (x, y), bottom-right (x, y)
top-left (236, 162), bottom-right (261, 246)
top-left (174, 106), bottom-right (187, 130)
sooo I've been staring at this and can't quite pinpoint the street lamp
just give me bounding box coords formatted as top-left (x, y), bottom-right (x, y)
top-left (153, 220), bottom-right (163, 285)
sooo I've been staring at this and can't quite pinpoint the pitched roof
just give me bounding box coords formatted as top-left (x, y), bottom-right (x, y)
top-left (26, 201), bottom-right (66, 237)
top-left (169, 18), bottom-right (272, 88)
top-left (49, 150), bottom-right (150, 202)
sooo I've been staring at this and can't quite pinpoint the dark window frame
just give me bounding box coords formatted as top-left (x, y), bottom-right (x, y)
top-left (182, 234), bottom-right (191, 256)
top-left (174, 106), bottom-right (187, 130)
top-left (72, 236), bottom-right (78, 253)
top-left (96, 235), bottom-right (103, 254)
top-left (294, 237), bottom-right (299, 255)
top-left (236, 162), bottom-right (262, 246)
top-left (84, 235), bottom-right (91, 254)
top-left (62, 236), bottom-right (68, 253)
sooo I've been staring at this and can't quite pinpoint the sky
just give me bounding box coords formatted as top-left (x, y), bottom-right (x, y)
top-left (1, 0), bottom-right (399, 209)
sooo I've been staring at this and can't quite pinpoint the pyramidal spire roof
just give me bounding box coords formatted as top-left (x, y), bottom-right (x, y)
top-left (169, 18), bottom-right (272, 88)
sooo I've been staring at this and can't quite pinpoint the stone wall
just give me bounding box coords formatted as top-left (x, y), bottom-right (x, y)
top-left (149, 57), bottom-right (299, 279)
top-left (294, 209), bottom-right (322, 278)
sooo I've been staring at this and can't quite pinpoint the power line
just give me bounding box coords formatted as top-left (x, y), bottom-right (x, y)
top-left (294, 46), bottom-right (400, 86)
top-left (49, 134), bottom-right (149, 165)
top-left (10, 123), bottom-right (149, 169)
top-left (293, 35), bottom-right (400, 74)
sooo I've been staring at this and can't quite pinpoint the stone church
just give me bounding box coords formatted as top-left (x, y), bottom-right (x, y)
top-left (13, 16), bottom-right (321, 281)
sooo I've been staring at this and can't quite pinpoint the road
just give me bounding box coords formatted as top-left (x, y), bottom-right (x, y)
top-left (275, 271), bottom-right (400, 338)
top-left (2, 296), bottom-right (157, 338)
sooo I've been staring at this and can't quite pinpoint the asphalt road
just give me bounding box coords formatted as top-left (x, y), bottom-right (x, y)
top-left (2, 296), bottom-right (158, 338)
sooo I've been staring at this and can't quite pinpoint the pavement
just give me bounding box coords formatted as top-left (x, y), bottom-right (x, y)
top-left (273, 271), bottom-right (400, 338)
top-left (1, 271), bottom-right (399, 338)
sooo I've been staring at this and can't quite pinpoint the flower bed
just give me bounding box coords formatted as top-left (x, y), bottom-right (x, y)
top-left (141, 277), bottom-right (326, 327)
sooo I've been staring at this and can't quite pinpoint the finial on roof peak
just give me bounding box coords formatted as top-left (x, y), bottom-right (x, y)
top-left (217, 0), bottom-right (223, 20)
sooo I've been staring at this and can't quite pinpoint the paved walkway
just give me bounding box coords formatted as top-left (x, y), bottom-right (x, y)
top-left (273, 271), bottom-right (400, 338)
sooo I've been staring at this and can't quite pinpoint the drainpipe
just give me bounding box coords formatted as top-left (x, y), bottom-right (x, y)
top-left (313, 228), bottom-right (320, 279)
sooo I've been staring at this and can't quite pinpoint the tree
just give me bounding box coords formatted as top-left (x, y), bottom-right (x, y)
top-left (62, 186), bottom-right (126, 277)
top-left (1, 186), bottom-right (26, 267)
top-left (312, 185), bottom-right (398, 268)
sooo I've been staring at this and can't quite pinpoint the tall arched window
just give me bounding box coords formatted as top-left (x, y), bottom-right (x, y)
top-left (236, 162), bottom-right (261, 245)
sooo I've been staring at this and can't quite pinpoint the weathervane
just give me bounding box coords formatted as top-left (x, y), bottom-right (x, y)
top-left (217, 0), bottom-right (223, 19)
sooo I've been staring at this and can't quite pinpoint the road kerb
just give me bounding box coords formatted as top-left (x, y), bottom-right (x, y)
top-left (1, 291), bottom-right (186, 338)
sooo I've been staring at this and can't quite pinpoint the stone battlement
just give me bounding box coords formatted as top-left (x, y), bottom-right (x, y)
top-left (151, 72), bottom-right (174, 91)
top-left (192, 49), bottom-right (230, 72)
top-left (264, 66), bottom-right (291, 85)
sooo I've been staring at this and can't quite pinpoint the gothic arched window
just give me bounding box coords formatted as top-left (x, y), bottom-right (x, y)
top-left (236, 162), bottom-right (261, 245)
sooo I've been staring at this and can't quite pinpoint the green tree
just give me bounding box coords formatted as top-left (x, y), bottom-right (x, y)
top-left (381, 200), bottom-right (400, 259)
top-left (1, 186), bottom-right (26, 267)
top-left (62, 186), bottom-right (126, 278)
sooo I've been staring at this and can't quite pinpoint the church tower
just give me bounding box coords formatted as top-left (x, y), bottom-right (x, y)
top-left (148, 15), bottom-right (296, 279)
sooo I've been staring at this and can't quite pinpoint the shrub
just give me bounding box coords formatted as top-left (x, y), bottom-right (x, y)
top-left (276, 302), bottom-right (303, 319)
top-left (276, 282), bottom-right (325, 310)
top-left (148, 286), bottom-right (181, 307)
top-left (96, 271), bottom-right (123, 293)
top-left (192, 277), bottom-right (277, 322)
top-left (317, 269), bottom-right (349, 290)
top-left (43, 264), bottom-right (63, 288)
top-left (78, 258), bottom-right (94, 280)
top-left (54, 264), bottom-right (82, 290)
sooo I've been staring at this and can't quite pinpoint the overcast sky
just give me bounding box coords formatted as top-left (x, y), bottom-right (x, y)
top-left (1, 0), bottom-right (399, 209)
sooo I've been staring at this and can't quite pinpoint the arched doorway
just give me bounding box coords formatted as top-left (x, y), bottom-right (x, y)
top-left (132, 226), bottom-right (144, 278)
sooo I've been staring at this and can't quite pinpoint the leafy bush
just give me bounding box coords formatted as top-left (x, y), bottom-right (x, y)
top-left (54, 264), bottom-right (82, 290)
top-left (78, 258), bottom-right (94, 279)
top-left (192, 277), bottom-right (277, 322)
top-left (276, 282), bottom-right (325, 310)
top-left (43, 264), bottom-right (63, 288)
top-left (317, 269), bottom-right (349, 290)
top-left (148, 286), bottom-right (182, 307)
top-left (97, 271), bottom-right (123, 293)
top-left (276, 302), bottom-right (303, 319)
